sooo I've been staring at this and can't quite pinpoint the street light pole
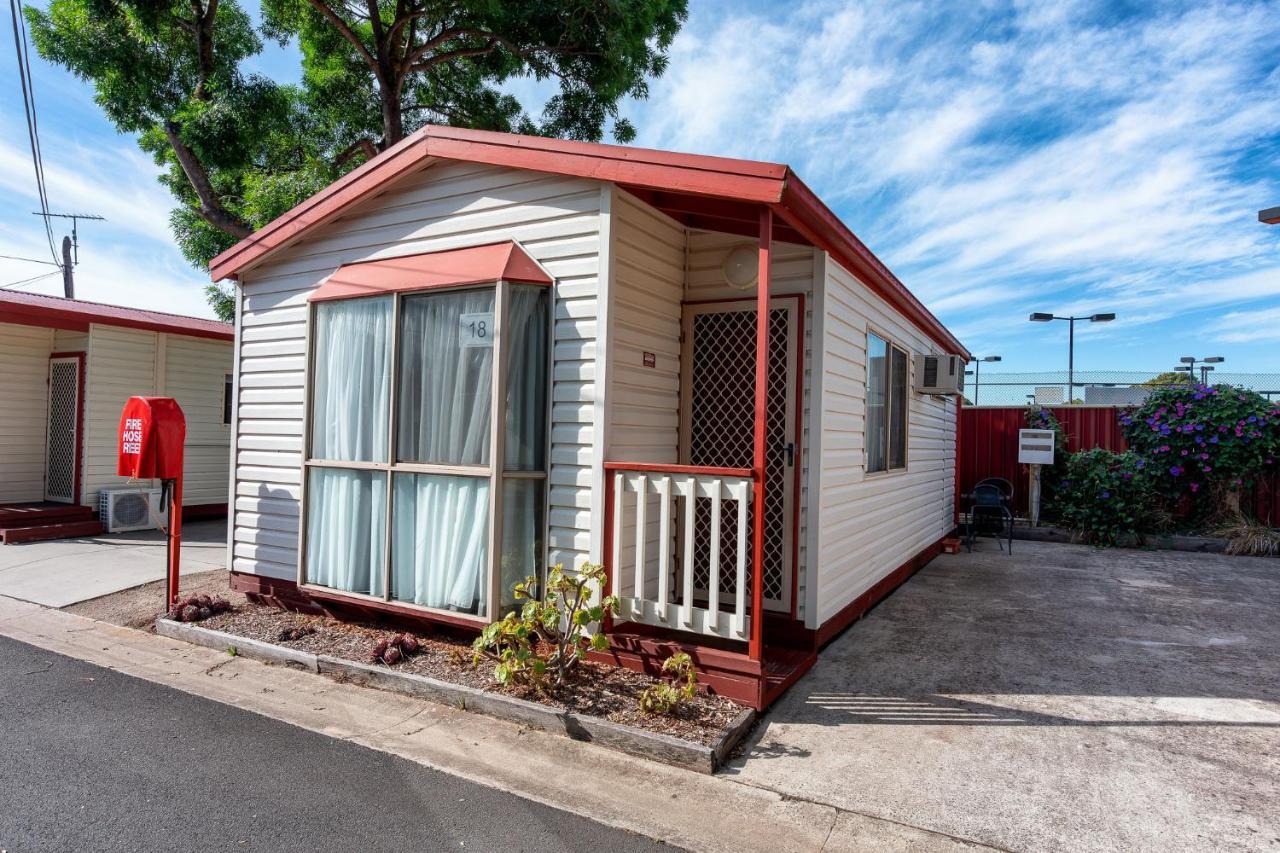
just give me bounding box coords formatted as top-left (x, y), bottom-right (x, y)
top-left (968, 355), bottom-right (1002, 406)
top-left (1029, 312), bottom-right (1115, 404)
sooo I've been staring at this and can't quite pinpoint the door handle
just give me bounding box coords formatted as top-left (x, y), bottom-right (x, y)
top-left (786, 442), bottom-right (795, 466)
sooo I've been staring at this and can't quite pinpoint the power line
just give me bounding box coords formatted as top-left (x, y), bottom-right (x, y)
top-left (0, 269), bottom-right (60, 290)
top-left (8, 0), bottom-right (58, 266)
top-left (0, 253), bottom-right (60, 266)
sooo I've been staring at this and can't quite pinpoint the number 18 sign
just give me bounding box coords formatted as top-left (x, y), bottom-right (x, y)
top-left (459, 312), bottom-right (494, 348)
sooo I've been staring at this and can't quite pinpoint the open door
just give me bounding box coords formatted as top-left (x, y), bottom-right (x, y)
top-left (45, 354), bottom-right (83, 504)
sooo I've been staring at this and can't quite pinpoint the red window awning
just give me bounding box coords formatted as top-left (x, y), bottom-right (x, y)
top-left (308, 241), bottom-right (552, 302)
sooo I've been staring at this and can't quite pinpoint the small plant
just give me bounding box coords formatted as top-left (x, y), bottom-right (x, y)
top-left (472, 563), bottom-right (617, 689)
top-left (370, 633), bottom-right (420, 666)
top-left (164, 593), bottom-right (233, 623)
top-left (1221, 522), bottom-right (1280, 557)
top-left (638, 652), bottom-right (698, 715)
top-left (227, 646), bottom-right (238, 657)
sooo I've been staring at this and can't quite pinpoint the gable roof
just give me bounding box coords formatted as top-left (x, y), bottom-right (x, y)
top-left (309, 241), bottom-right (551, 302)
top-left (209, 125), bottom-right (966, 357)
top-left (0, 290), bottom-right (233, 341)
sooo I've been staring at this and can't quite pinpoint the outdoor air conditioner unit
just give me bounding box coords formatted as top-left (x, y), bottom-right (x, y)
top-left (99, 487), bottom-right (167, 533)
top-left (915, 353), bottom-right (965, 395)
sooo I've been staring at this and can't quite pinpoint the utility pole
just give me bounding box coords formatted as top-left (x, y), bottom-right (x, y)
top-left (31, 212), bottom-right (105, 300)
top-left (60, 236), bottom-right (73, 298)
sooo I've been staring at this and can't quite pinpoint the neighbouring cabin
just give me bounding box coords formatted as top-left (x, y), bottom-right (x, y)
top-left (212, 126), bottom-right (969, 709)
top-left (0, 292), bottom-right (233, 542)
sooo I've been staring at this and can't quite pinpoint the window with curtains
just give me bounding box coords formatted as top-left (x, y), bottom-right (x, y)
top-left (301, 282), bottom-right (549, 620)
top-left (866, 331), bottom-right (910, 474)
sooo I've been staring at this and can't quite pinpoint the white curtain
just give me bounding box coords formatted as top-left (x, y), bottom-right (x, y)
top-left (306, 468), bottom-right (386, 595)
top-left (504, 286), bottom-right (548, 470)
top-left (397, 290), bottom-right (494, 465)
top-left (867, 333), bottom-right (888, 473)
top-left (500, 478), bottom-right (543, 613)
top-left (392, 473), bottom-right (489, 614)
top-left (310, 296), bottom-right (392, 462)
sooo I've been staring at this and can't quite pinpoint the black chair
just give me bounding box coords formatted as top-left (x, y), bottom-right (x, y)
top-left (966, 483), bottom-right (1014, 553)
top-left (974, 477), bottom-right (1014, 505)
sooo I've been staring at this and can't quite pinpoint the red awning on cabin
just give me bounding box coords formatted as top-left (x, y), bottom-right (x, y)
top-left (308, 241), bottom-right (552, 302)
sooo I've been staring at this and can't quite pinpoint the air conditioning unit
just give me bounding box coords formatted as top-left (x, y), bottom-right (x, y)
top-left (99, 487), bottom-right (167, 533)
top-left (914, 353), bottom-right (966, 395)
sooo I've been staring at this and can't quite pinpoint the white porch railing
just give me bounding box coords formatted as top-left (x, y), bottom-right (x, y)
top-left (604, 462), bottom-right (753, 642)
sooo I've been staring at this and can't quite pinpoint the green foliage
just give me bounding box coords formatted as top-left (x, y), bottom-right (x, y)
top-left (1055, 449), bottom-right (1156, 546)
top-left (1024, 405), bottom-right (1068, 514)
top-left (28, 0), bottom-right (688, 316)
top-left (637, 652), bottom-right (698, 715)
top-left (1120, 384), bottom-right (1280, 523)
top-left (472, 563), bottom-right (617, 689)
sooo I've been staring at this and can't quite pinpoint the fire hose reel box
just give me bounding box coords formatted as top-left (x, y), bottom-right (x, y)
top-left (118, 396), bottom-right (186, 479)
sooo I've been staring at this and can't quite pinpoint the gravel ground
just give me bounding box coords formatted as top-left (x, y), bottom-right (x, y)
top-left (200, 602), bottom-right (743, 745)
top-left (64, 569), bottom-right (245, 629)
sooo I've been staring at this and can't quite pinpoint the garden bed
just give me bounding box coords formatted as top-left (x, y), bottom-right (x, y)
top-left (157, 602), bottom-right (754, 773)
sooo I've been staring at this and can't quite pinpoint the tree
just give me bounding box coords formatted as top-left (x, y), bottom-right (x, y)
top-left (28, 0), bottom-right (687, 318)
top-left (1141, 371), bottom-right (1192, 387)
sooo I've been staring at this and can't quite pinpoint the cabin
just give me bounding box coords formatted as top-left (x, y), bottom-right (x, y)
top-left (210, 126), bottom-right (969, 709)
top-left (0, 291), bottom-right (233, 542)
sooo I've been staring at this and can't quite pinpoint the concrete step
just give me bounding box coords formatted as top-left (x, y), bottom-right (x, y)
top-left (0, 519), bottom-right (105, 545)
top-left (0, 503), bottom-right (95, 529)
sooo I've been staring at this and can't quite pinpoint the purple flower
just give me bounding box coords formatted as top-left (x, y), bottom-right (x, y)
top-left (1170, 466), bottom-right (1182, 476)
top-left (1190, 482), bottom-right (1200, 493)
top-left (1101, 490), bottom-right (1111, 499)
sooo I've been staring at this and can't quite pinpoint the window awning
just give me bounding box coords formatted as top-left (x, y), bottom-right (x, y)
top-left (308, 241), bottom-right (552, 303)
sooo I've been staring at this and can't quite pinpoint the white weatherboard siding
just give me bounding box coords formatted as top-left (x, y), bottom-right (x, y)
top-left (0, 323), bottom-right (55, 502)
top-left (232, 160), bottom-right (605, 581)
top-left (603, 188), bottom-right (686, 597)
top-left (82, 325), bottom-right (157, 507)
top-left (814, 256), bottom-right (957, 626)
top-left (163, 335), bottom-right (233, 506)
top-left (684, 233), bottom-right (817, 622)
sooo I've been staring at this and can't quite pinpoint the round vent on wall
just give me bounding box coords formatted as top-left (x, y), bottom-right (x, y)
top-left (722, 246), bottom-right (758, 290)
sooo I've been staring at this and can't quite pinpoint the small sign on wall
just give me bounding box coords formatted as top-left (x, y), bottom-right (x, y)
top-left (459, 312), bottom-right (494, 348)
top-left (1018, 429), bottom-right (1055, 465)
top-left (642, 351), bottom-right (656, 368)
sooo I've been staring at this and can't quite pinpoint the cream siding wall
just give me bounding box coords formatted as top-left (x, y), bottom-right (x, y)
top-left (53, 329), bottom-right (88, 353)
top-left (0, 323), bottom-right (55, 502)
top-left (684, 233), bottom-right (817, 621)
top-left (813, 256), bottom-right (957, 625)
top-left (163, 335), bottom-right (233, 506)
top-left (82, 325), bottom-right (156, 506)
top-left (231, 160), bottom-right (605, 581)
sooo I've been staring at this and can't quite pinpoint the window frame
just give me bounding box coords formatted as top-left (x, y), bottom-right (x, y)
top-left (296, 276), bottom-right (552, 625)
top-left (222, 372), bottom-right (233, 427)
top-left (865, 328), bottom-right (911, 476)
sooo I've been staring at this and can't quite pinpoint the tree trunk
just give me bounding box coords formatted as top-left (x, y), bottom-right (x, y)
top-left (380, 81), bottom-right (405, 148)
top-left (163, 122), bottom-right (252, 238)
top-left (1223, 488), bottom-right (1246, 525)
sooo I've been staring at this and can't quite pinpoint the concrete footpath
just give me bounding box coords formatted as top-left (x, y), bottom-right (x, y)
top-left (0, 519), bottom-right (226, 607)
top-left (0, 595), bottom-right (984, 853)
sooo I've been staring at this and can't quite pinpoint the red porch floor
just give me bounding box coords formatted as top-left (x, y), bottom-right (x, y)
top-left (0, 502), bottom-right (102, 544)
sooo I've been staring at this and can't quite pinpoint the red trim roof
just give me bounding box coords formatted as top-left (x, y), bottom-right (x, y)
top-left (0, 291), bottom-right (233, 341)
top-left (309, 242), bottom-right (551, 302)
top-left (210, 125), bottom-right (966, 357)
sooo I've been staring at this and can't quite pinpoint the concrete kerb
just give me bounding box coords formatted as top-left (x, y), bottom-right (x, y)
top-left (156, 618), bottom-right (755, 774)
top-left (1012, 525), bottom-right (1231, 552)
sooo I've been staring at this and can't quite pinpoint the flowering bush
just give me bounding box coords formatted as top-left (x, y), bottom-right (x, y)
top-left (1120, 384), bottom-right (1280, 523)
top-left (1056, 449), bottom-right (1156, 545)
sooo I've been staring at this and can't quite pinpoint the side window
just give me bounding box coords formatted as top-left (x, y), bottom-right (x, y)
top-left (223, 373), bottom-right (233, 425)
top-left (866, 332), bottom-right (909, 473)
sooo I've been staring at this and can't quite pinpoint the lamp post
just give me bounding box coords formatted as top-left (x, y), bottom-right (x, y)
top-left (1260, 207), bottom-right (1280, 224)
top-left (1028, 312), bottom-right (1116, 404)
top-left (966, 355), bottom-right (1001, 406)
top-left (1176, 355), bottom-right (1224, 385)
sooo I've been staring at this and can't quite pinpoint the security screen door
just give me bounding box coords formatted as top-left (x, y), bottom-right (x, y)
top-left (679, 299), bottom-right (798, 614)
top-left (45, 356), bottom-right (81, 503)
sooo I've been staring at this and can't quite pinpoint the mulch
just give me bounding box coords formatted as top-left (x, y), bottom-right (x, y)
top-left (198, 602), bottom-right (743, 745)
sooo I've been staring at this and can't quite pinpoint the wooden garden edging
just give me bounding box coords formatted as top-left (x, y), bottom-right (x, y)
top-left (155, 618), bottom-right (755, 774)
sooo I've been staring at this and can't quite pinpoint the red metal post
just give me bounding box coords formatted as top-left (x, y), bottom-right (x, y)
top-left (168, 474), bottom-right (184, 607)
top-left (749, 209), bottom-right (772, 663)
top-left (600, 468), bottom-right (615, 633)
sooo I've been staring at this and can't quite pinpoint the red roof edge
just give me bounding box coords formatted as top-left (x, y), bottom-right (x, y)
top-left (776, 173), bottom-right (970, 359)
top-left (0, 291), bottom-right (232, 341)
top-left (308, 241), bottom-right (552, 302)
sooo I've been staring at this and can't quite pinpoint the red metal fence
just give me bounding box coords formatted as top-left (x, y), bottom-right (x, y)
top-left (959, 405), bottom-right (1278, 524)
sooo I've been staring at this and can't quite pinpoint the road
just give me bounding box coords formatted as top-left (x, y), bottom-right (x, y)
top-left (0, 635), bottom-right (674, 852)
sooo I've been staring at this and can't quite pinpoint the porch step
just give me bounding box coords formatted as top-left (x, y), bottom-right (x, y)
top-left (0, 502), bottom-right (95, 529)
top-left (0, 519), bottom-right (104, 545)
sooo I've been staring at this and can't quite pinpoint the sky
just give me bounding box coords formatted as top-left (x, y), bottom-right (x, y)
top-left (2, 0), bottom-right (1278, 375)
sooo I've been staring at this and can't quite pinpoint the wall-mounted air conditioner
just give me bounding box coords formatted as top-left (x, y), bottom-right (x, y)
top-left (914, 354), bottom-right (966, 395)
top-left (99, 487), bottom-right (167, 533)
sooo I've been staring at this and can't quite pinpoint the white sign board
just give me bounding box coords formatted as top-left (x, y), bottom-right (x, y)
top-left (459, 312), bottom-right (494, 348)
top-left (1018, 429), bottom-right (1055, 465)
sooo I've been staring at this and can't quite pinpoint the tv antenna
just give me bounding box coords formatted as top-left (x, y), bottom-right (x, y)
top-left (30, 212), bottom-right (106, 299)
top-left (31, 211), bottom-right (106, 266)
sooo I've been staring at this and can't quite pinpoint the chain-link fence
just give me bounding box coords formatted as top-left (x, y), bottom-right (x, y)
top-left (965, 370), bottom-right (1280, 407)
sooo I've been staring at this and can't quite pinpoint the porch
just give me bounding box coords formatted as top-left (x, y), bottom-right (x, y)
top-left (593, 197), bottom-right (817, 709)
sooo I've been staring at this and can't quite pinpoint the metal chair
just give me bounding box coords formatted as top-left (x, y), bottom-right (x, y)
top-left (974, 477), bottom-right (1014, 505)
top-left (966, 483), bottom-right (1014, 553)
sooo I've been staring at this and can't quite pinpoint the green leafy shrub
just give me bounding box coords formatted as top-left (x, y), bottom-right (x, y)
top-left (472, 563), bottom-right (617, 689)
top-left (1056, 449), bottom-right (1156, 545)
top-left (637, 652), bottom-right (698, 715)
top-left (1120, 384), bottom-right (1279, 524)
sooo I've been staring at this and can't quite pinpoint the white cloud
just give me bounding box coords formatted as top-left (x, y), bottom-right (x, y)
top-left (1208, 305), bottom-right (1280, 344)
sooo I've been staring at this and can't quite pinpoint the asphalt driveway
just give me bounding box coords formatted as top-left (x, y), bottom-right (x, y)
top-left (728, 540), bottom-right (1280, 852)
top-left (0, 518), bottom-right (226, 607)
